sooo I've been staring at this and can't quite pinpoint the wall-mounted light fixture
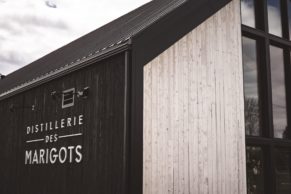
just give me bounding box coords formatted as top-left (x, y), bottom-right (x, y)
top-left (51, 87), bottom-right (90, 100)
top-left (77, 87), bottom-right (89, 98)
top-left (50, 91), bottom-right (61, 100)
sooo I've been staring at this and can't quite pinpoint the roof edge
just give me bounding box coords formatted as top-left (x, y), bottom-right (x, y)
top-left (132, 0), bottom-right (232, 67)
top-left (0, 41), bottom-right (131, 101)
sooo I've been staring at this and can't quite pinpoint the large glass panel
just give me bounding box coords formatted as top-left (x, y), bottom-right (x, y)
top-left (246, 146), bottom-right (265, 194)
top-left (241, 0), bottom-right (256, 28)
top-left (242, 37), bottom-right (261, 136)
top-left (275, 149), bottom-right (291, 194)
top-left (270, 46), bottom-right (288, 138)
top-left (268, 0), bottom-right (282, 37)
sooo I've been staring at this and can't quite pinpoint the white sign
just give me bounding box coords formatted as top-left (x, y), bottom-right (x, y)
top-left (24, 114), bottom-right (84, 165)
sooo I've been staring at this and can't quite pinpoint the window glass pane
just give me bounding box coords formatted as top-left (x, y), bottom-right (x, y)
top-left (242, 37), bottom-right (261, 136)
top-left (241, 0), bottom-right (256, 28)
top-left (275, 149), bottom-right (291, 193)
top-left (267, 0), bottom-right (282, 37)
top-left (246, 146), bottom-right (265, 194)
top-left (270, 46), bottom-right (288, 139)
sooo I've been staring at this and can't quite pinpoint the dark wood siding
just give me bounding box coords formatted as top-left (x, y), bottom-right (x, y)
top-left (0, 52), bottom-right (127, 194)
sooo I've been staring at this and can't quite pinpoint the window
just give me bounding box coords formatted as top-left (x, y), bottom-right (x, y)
top-left (246, 146), bottom-right (265, 194)
top-left (270, 46), bottom-right (288, 139)
top-left (267, 0), bottom-right (282, 37)
top-left (275, 149), bottom-right (291, 193)
top-left (241, 0), bottom-right (291, 193)
top-left (241, 0), bottom-right (256, 28)
top-left (242, 37), bottom-right (262, 136)
top-left (62, 88), bottom-right (75, 108)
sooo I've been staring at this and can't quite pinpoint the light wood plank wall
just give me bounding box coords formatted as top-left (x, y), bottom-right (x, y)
top-left (143, 0), bottom-right (246, 194)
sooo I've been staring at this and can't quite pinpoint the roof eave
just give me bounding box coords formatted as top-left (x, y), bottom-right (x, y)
top-left (131, 0), bottom-right (232, 67)
top-left (0, 40), bottom-right (131, 101)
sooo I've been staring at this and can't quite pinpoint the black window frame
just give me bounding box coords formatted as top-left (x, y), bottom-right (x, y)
top-left (241, 0), bottom-right (291, 193)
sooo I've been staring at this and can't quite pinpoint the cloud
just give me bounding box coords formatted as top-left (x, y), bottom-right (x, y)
top-left (241, 0), bottom-right (283, 37)
top-left (0, 53), bottom-right (23, 65)
top-left (0, 0), bottom-right (150, 75)
top-left (267, 4), bottom-right (282, 37)
top-left (45, 1), bottom-right (57, 8)
top-left (241, 0), bottom-right (255, 27)
top-left (242, 36), bottom-right (259, 99)
top-left (269, 45), bottom-right (287, 137)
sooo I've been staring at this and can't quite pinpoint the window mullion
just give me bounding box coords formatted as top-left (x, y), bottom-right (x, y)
top-left (284, 48), bottom-right (291, 139)
top-left (263, 0), bottom-right (269, 33)
top-left (268, 145), bottom-right (277, 194)
top-left (281, 0), bottom-right (289, 39)
top-left (255, 0), bottom-right (265, 30)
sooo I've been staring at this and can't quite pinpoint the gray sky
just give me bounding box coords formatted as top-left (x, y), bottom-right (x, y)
top-left (0, 0), bottom-right (150, 75)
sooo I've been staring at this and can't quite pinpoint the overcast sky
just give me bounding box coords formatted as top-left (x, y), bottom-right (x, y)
top-left (0, 0), bottom-right (150, 75)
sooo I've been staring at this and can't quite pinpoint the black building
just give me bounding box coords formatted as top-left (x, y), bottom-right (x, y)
top-left (0, 0), bottom-right (290, 194)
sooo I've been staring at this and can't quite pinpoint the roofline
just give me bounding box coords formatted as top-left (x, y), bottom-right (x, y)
top-left (0, 40), bottom-right (131, 101)
top-left (0, 0), bottom-right (232, 102)
top-left (132, 0), bottom-right (232, 67)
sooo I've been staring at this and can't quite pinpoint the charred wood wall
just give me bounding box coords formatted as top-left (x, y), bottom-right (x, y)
top-left (0, 52), bottom-right (127, 194)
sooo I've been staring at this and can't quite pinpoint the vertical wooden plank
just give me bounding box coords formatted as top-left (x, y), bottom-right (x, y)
top-left (143, 0), bottom-right (246, 194)
top-left (0, 53), bottom-right (127, 194)
top-left (143, 59), bottom-right (152, 194)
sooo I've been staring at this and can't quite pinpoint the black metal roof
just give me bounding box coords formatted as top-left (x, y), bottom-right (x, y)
top-left (0, 0), bottom-right (231, 99)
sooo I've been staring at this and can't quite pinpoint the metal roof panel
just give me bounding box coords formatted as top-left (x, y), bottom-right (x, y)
top-left (0, 0), bottom-right (230, 98)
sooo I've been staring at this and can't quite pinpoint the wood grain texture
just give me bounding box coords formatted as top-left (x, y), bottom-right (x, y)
top-left (0, 53), bottom-right (127, 194)
top-left (143, 1), bottom-right (246, 194)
